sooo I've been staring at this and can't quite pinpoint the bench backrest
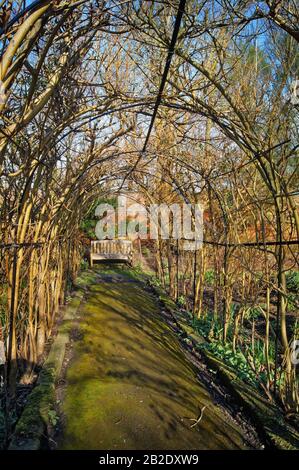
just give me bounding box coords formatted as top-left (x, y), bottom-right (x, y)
top-left (91, 239), bottom-right (133, 256)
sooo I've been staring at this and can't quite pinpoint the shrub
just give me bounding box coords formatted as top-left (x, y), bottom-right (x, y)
top-left (286, 270), bottom-right (299, 293)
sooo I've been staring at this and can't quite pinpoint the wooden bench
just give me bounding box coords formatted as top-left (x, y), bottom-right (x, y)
top-left (90, 239), bottom-right (133, 267)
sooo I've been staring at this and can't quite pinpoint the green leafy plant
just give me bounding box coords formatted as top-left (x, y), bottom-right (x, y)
top-left (286, 270), bottom-right (299, 293)
top-left (247, 306), bottom-right (261, 320)
top-left (204, 269), bottom-right (215, 287)
top-left (48, 409), bottom-right (59, 427)
top-left (80, 259), bottom-right (89, 271)
top-left (206, 342), bottom-right (257, 386)
top-left (150, 276), bottom-right (161, 287)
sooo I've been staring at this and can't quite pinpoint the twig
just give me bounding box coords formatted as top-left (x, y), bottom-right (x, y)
top-left (189, 405), bottom-right (208, 428)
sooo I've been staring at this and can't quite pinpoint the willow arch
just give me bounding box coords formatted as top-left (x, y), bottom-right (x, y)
top-left (0, 1), bottom-right (298, 441)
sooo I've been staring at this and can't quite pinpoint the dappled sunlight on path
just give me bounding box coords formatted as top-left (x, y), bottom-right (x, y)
top-left (58, 267), bottom-right (250, 450)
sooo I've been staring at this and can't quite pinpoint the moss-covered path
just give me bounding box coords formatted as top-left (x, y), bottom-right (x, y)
top-left (58, 267), bottom-right (252, 450)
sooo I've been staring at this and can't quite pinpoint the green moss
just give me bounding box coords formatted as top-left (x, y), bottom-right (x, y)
top-left (11, 369), bottom-right (55, 444)
top-left (59, 266), bottom-right (251, 450)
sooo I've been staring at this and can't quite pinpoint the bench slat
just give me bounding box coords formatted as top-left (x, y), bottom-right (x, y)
top-left (90, 240), bottom-right (133, 266)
